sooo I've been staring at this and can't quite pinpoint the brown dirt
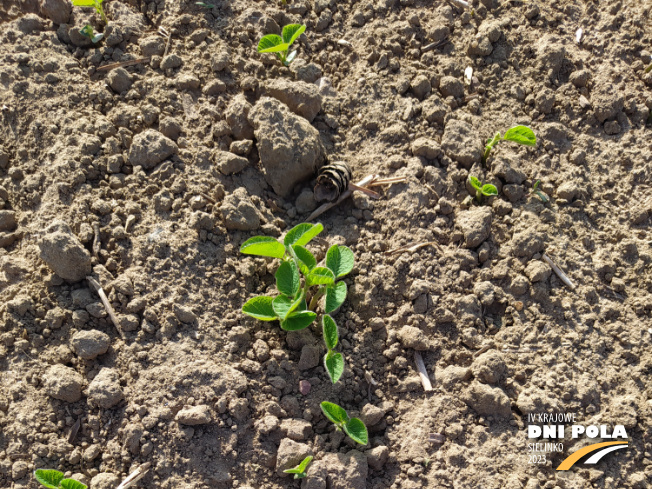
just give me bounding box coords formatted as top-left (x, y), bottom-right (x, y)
top-left (1, 0), bottom-right (651, 488)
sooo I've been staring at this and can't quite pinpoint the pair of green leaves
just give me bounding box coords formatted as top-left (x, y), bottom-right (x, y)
top-left (257, 24), bottom-right (306, 66)
top-left (79, 25), bottom-right (103, 43)
top-left (483, 125), bottom-right (537, 163)
top-left (283, 455), bottom-right (313, 479)
top-left (323, 315), bottom-right (343, 384)
top-left (320, 402), bottom-right (368, 445)
top-left (468, 175), bottom-right (498, 198)
top-left (35, 470), bottom-right (87, 489)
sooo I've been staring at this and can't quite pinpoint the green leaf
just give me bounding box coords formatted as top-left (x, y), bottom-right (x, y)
top-left (34, 470), bottom-right (64, 489)
top-left (322, 314), bottom-right (338, 350)
top-left (306, 267), bottom-right (335, 286)
top-left (282, 24), bottom-right (306, 45)
top-left (503, 125), bottom-right (537, 146)
top-left (284, 223), bottom-right (323, 247)
top-left (258, 34), bottom-right (285, 52)
top-left (272, 293), bottom-right (303, 320)
top-left (320, 401), bottom-right (349, 425)
top-left (72, 0), bottom-right (96, 5)
top-left (280, 311), bottom-right (317, 331)
top-left (242, 296), bottom-right (278, 321)
top-left (325, 245), bottom-right (355, 278)
top-left (240, 236), bottom-right (286, 258)
top-left (324, 281), bottom-right (347, 314)
top-left (284, 455), bottom-right (313, 478)
top-left (293, 245), bottom-right (316, 274)
top-left (468, 175), bottom-right (482, 191)
top-left (324, 351), bottom-right (344, 384)
top-left (276, 260), bottom-right (300, 297)
top-left (343, 418), bottom-right (368, 445)
top-left (60, 479), bottom-right (88, 489)
top-left (481, 184), bottom-right (498, 196)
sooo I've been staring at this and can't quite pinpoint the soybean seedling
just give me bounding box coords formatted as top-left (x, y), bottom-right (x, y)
top-left (79, 25), bottom-right (103, 43)
top-left (257, 24), bottom-right (306, 66)
top-left (468, 175), bottom-right (498, 204)
top-left (322, 314), bottom-right (344, 384)
top-left (320, 401), bottom-right (368, 445)
top-left (531, 180), bottom-right (549, 203)
top-left (482, 125), bottom-right (536, 164)
top-left (34, 470), bottom-right (87, 489)
top-left (240, 222), bottom-right (353, 333)
top-left (283, 456), bottom-right (313, 479)
top-left (71, 0), bottom-right (107, 24)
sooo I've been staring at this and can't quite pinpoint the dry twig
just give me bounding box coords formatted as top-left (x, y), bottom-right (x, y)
top-left (96, 57), bottom-right (150, 72)
top-left (87, 276), bottom-right (126, 339)
top-left (414, 351), bottom-right (433, 392)
top-left (116, 463), bottom-right (151, 489)
top-left (385, 241), bottom-right (442, 255)
top-left (159, 27), bottom-right (172, 58)
top-left (92, 222), bottom-right (101, 257)
top-left (542, 253), bottom-right (576, 290)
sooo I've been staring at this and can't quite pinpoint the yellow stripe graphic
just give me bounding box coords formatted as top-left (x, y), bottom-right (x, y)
top-left (556, 441), bottom-right (628, 470)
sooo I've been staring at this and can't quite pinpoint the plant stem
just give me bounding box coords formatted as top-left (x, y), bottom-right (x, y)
top-left (309, 287), bottom-right (326, 311)
top-left (475, 189), bottom-right (482, 204)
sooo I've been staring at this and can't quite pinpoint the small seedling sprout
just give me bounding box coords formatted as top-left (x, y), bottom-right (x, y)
top-left (320, 401), bottom-right (368, 445)
top-left (322, 314), bottom-right (344, 384)
top-left (482, 125), bottom-right (536, 164)
top-left (257, 24), bottom-right (306, 66)
top-left (195, 1), bottom-right (216, 8)
top-left (34, 469), bottom-right (87, 489)
top-left (468, 175), bottom-right (498, 204)
top-left (283, 456), bottom-right (313, 479)
top-left (531, 180), bottom-right (549, 203)
top-left (79, 25), bottom-right (104, 43)
top-left (71, 0), bottom-right (107, 24)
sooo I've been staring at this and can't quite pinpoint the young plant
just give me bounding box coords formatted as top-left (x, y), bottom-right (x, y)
top-left (195, 1), bottom-right (216, 7)
top-left (322, 314), bottom-right (344, 384)
top-left (530, 180), bottom-right (549, 203)
top-left (320, 401), bottom-right (368, 445)
top-left (257, 24), bottom-right (306, 66)
top-left (71, 0), bottom-right (107, 24)
top-left (34, 470), bottom-right (87, 489)
top-left (482, 125), bottom-right (536, 164)
top-left (283, 455), bottom-right (313, 479)
top-left (468, 175), bottom-right (497, 204)
top-left (240, 223), bottom-right (353, 332)
top-left (79, 25), bottom-right (103, 43)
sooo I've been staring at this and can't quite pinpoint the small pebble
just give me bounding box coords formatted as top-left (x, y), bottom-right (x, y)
top-left (299, 380), bottom-right (311, 395)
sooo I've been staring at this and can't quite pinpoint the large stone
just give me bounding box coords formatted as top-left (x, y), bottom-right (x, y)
top-left (249, 97), bottom-right (325, 197)
top-left (214, 150), bottom-right (249, 175)
top-left (128, 129), bottom-right (177, 170)
top-left (44, 365), bottom-right (83, 402)
top-left (263, 79), bottom-right (322, 122)
top-left (40, 0), bottom-right (71, 24)
top-left (38, 220), bottom-right (92, 281)
top-left (71, 330), bottom-right (110, 360)
top-left (88, 368), bottom-right (123, 409)
top-left (441, 119), bottom-right (482, 168)
top-left (225, 94), bottom-right (254, 139)
top-left (457, 207), bottom-right (492, 248)
top-left (463, 381), bottom-right (511, 418)
top-left (176, 405), bottom-right (212, 425)
top-left (220, 188), bottom-right (262, 231)
top-left (396, 326), bottom-right (429, 350)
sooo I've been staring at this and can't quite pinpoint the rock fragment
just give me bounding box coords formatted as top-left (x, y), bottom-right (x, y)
top-left (457, 207), bottom-right (492, 248)
top-left (71, 330), bottom-right (110, 360)
top-left (40, 0), bottom-right (71, 24)
top-left (107, 68), bottom-right (132, 93)
top-left (88, 368), bottom-right (123, 409)
top-left (249, 97), bottom-right (325, 197)
top-left (0, 210), bottom-right (17, 232)
top-left (38, 220), bottom-right (92, 281)
top-left (276, 438), bottom-right (312, 475)
top-left (397, 326), bottom-right (429, 350)
top-left (176, 405), bottom-right (212, 425)
top-left (128, 129), bottom-right (177, 169)
top-left (441, 119), bottom-right (482, 168)
top-left (214, 150), bottom-right (249, 175)
top-left (220, 188), bottom-right (262, 231)
top-left (44, 365), bottom-right (83, 402)
top-left (263, 79), bottom-right (322, 122)
top-left (463, 381), bottom-right (511, 418)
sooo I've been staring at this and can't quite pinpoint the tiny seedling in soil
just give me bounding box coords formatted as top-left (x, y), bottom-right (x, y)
top-left (320, 401), bottom-right (368, 445)
top-left (322, 314), bottom-right (344, 384)
top-left (467, 175), bottom-right (498, 205)
top-left (257, 24), bottom-right (306, 66)
top-left (71, 0), bottom-right (107, 24)
top-left (240, 222), bottom-right (353, 334)
top-left (531, 180), bottom-right (549, 203)
top-left (482, 125), bottom-right (536, 164)
top-left (283, 455), bottom-right (313, 479)
top-left (195, 1), bottom-right (216, 7)
top-left (34, 469), bottom-right (87, 489)
top-left (79, 25), bottom-right (103, 43)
